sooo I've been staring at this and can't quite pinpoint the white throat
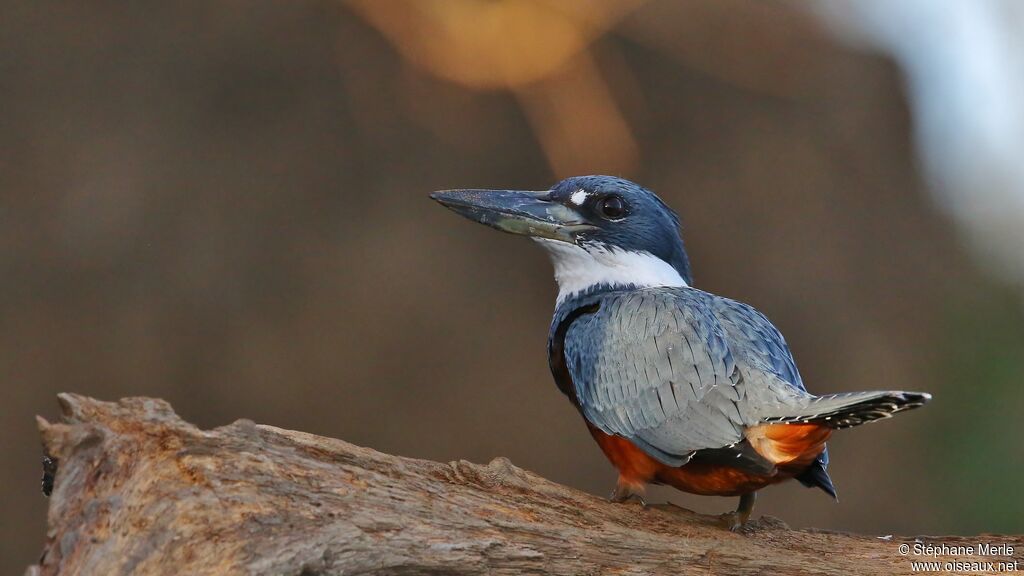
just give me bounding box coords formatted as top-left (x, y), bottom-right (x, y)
top-left (535, 239), bottom-right (688, 304)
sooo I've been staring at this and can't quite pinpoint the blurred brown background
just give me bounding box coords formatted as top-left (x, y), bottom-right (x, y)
top-left (3, 1), bottom-right (1023, 572)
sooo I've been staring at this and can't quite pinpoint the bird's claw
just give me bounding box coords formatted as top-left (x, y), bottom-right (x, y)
top-left (609, 485), bottom-right (646, 506)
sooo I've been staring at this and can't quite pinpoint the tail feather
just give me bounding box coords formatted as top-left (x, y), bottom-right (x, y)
top-left (763, 390), bottom-right (932, 429)
top-left (795, 450), bottom-right (837, 500)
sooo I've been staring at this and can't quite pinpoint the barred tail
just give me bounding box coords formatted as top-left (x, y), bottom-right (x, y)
top-left (763, 390), bottom-right (932, 429)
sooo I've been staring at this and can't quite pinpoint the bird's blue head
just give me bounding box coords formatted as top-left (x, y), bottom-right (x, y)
top-left (432, 175), bottom-right (692, 303)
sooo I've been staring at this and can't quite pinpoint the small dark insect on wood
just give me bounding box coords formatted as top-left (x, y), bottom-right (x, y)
top-left (41, 455), bottom-right (58, 497)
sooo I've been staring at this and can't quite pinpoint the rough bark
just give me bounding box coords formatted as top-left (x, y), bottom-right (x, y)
top-left (28, 394), bottom-right (1023, 575)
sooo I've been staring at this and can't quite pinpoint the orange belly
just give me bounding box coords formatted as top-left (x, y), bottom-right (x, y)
top-left (587, 422), bottom-right (831, 497)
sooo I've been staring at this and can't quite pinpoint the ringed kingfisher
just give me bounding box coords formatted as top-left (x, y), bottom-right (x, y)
top-left (431, 175), bottom-right (931, 529)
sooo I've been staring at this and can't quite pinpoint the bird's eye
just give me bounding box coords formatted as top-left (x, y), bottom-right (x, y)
top-left (599, 195), bottom-right (627, 219)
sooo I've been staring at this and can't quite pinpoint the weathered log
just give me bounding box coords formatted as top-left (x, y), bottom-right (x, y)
top-left (28, 394), bottom-right (1022, 575)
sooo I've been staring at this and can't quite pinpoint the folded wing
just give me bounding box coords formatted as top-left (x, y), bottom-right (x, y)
top-left (564, 288), bottom-right (794, 467)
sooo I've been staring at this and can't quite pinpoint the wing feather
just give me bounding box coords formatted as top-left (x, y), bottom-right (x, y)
top-left (566, 289), bottom-right (747, 466)
top-left (564, 288), bottom-right (814, 468)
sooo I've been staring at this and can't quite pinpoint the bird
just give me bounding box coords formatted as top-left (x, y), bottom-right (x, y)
top-left (431, 175), bottom-right (931, 530)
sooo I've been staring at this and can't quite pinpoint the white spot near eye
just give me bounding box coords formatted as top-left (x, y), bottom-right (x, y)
top-left (570, 189), bottom-right (588, 206)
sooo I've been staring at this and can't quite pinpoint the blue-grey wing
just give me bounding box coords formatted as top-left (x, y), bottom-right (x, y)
top-left (564, 289), bottom-right (751, 466)
top-left (712, 298), bottom-right (806, 392)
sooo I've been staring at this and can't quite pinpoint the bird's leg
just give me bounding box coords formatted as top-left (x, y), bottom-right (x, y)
top-left (609, 477), bottom-right (646, 506)
top-left (735, 492), bottom-right (756, 526)
top-left (721, 492), bottom-right (756, 531)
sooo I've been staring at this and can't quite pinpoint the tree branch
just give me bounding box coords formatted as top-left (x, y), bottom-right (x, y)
top-left (28, 394), bottom-right (1022, 575)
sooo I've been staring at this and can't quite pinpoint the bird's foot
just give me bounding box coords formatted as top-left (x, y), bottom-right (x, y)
top-left (718, 511), bottom-right (748, 532)
top-left (720, 492), bottom-right (756, 532)
top-left (609, 481), bottom-right (646, 506)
